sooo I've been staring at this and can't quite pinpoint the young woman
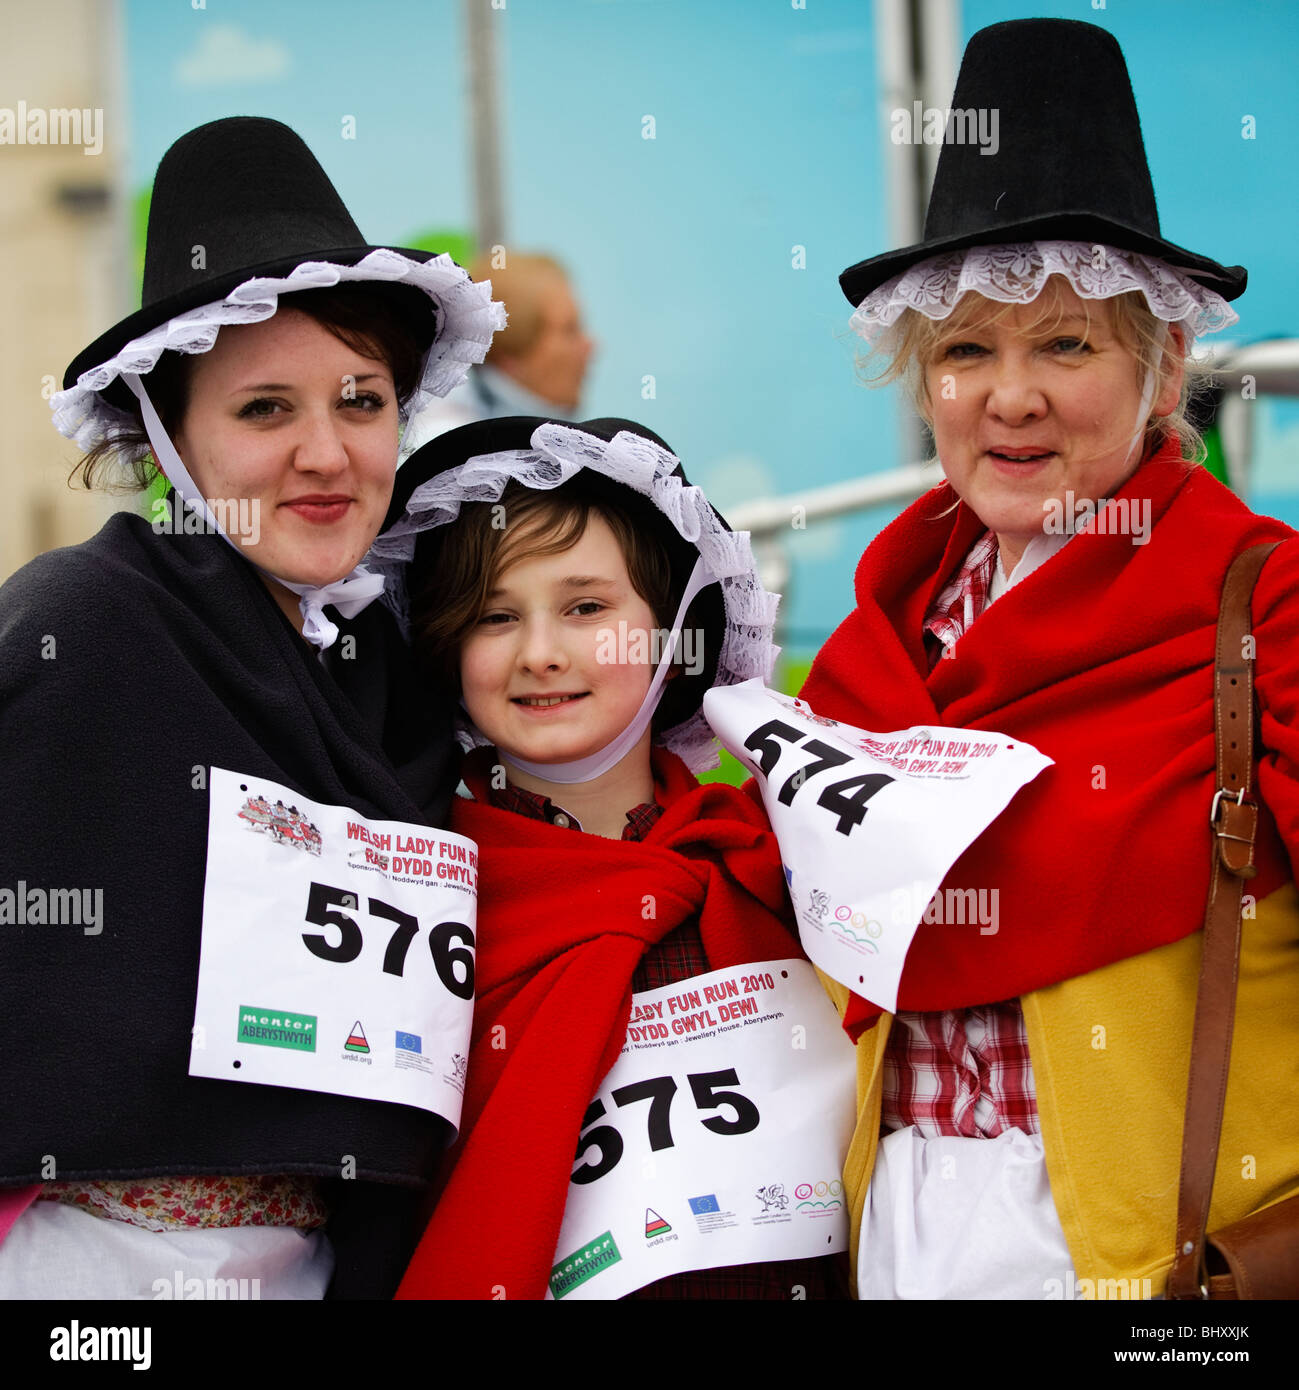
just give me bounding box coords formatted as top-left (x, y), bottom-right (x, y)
top-left (0, 116), bottom-right (503, 1298)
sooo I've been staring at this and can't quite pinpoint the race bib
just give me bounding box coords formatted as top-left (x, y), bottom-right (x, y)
top-left (189, 767), bottom-right (477, 1133)
top-left (546, 959), bottom-right (856, 1300)
top-left (703, 681), bottom-right (1053, 1011)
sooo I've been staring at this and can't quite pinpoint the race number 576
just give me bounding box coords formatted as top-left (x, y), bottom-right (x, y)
top-left (572, 1069), bottom-right (759, 1185)
top-left (301, 881), bottom-right (475, 999)
top-left (742, 720), bottom-right (894, 835)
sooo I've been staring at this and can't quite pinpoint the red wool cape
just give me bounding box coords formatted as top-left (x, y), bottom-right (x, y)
top-left (396, 749), bottom-right (799, 1300)
top-left (798, 439), bottom-right (1299, 1038)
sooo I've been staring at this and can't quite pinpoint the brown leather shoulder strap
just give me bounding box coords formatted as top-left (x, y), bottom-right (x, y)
top-left (1166, 541), bottom-right (1280, 1300)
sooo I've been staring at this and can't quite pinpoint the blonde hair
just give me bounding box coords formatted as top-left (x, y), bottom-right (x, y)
top-left (860, 275), bottom-right (1213, 463)
top-left (469, 252), bottom-right (569, 363)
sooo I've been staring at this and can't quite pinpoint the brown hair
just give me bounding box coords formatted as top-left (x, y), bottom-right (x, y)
top-left (71, 283), bottom-right (425, 491)
top-left (861, 274), bottom-right (1211, 462)
top-left (412, 479), bottom-right (676, 710)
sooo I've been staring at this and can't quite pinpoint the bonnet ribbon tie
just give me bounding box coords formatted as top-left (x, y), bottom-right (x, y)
top-left (123, 372), bottom-right (385, 650)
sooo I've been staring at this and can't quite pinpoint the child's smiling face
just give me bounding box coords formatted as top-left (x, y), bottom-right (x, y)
top-left (459, 514), bottom-right (661, 768)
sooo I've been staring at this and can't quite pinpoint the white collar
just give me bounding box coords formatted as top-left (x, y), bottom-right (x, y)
top-left (987, 529), bottom-right (1075, 605)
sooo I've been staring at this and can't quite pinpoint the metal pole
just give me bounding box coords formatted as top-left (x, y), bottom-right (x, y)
top-left (464, 0), bottom-right (506, 251)
top-left (873, 0), bottom-right (960, 474)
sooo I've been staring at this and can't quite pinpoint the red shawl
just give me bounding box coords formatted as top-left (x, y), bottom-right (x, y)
top-left (798, 439), bottom-right (1299, 1038)
top-left (396, 749), bottom-right (799, 1299)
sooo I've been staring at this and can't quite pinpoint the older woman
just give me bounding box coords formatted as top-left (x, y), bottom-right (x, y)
top-left (0, 117), bottom-right (502, 1297)
top-left (800, 20), bottom-right (1299, 1299)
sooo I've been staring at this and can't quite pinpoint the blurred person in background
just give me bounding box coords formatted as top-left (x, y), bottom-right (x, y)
top-left (403, 253), bottom-right (594, 451)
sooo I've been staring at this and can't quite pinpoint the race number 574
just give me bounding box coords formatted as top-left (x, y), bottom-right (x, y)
top-left (742, 720), bottom-right (894, 835)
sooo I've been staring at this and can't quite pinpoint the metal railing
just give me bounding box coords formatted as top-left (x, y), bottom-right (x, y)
top-left (727, 340), bottom-right (1299, 645)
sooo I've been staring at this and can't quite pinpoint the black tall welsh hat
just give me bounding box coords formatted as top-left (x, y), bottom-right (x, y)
top-left (840, 19), bottom-right (1246, 308)
top-left (54, 117), bottom-right (504, 450)
top-left (370, 416), bottom-right (779, 773)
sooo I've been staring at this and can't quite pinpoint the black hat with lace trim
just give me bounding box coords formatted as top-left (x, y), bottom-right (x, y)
top-left (53, 116), bottom-right (505, 454)
top-left (840, 19), bottom-right (1246, 333)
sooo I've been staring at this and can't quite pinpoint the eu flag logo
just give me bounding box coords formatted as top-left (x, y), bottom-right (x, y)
top-left (395, 1031), bottom-right (422, 1054)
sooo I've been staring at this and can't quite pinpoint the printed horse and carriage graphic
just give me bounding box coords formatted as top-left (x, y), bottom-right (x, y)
top-left (237, 793), bottom-right (322, 856)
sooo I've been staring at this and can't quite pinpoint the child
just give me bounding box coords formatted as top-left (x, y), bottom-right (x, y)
top-left (371, 416), bottom-right (850, 1299)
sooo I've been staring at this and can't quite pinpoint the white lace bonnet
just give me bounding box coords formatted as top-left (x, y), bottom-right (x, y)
top-left (368, 420), bottom-right (781, 774)
top-left (51, 250), bottom-right (506, 457)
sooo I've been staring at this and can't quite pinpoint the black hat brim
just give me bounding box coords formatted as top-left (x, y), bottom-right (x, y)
top-left (840, 209), bottom-right (1246, 310)
top-left (65, 244), bottom-right (443, 413)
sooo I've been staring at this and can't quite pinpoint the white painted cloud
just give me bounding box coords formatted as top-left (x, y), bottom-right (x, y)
top-left (174, 25), bottom-right (291, 88)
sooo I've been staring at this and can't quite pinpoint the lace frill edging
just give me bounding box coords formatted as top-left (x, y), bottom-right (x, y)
top-left (50, 249), bottom-right (507, 455)
top-left (849, 241), bottom-right (1238, 346)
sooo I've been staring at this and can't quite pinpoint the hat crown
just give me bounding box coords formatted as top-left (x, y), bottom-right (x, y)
top-left (838, 18), bottom-right (1244, 308)
top-left (924, 19), bottom-right (1159, 243)
top-left (141, 116), bottom-right (365, 310)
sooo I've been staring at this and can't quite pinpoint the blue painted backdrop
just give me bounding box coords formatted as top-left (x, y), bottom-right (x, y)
top-left (126, 0), bottom-right (1299, 657)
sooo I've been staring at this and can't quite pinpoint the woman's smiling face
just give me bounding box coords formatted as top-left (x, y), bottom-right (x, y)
top-left (173, 307), bottom-right (401, 593)
top-left (921, 279), bottom-right (1182, 571)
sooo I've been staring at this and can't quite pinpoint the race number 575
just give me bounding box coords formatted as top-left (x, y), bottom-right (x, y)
top-left (743, 720), bottom-right (894, 835)
top-left (572, 1069), bottom-right (759, 1185)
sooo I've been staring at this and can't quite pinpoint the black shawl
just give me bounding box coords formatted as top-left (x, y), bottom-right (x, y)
top-left (0, 511), bottom-right (459, 1294)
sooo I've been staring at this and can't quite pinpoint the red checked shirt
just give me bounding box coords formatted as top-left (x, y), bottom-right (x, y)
top-left (923, 528), bottom-right (999, 664)
top-left (481, 762), bottom-right (848, 1298)
top-left (881, 532), bottom-right (1042, 1139)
